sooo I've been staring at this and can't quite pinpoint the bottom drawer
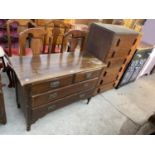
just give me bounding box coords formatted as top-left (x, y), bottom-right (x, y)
top-left (94, 82), bottom-right (114, 95)
top-left (32, 89), bottom-right (94, 122)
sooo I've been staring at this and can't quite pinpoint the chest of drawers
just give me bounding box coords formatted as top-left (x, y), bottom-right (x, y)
top-left (10, 51), bottom-right (106, 131)
top-left (86, 23), bottom-right (142, 94)
top-left (0, 74), bottom-right (7, 124)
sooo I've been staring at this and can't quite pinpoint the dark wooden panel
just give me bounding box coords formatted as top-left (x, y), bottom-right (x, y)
top-left (0, 90), bottom-right (7, 124)
top-left (32, 78), bottom-right (98, 107)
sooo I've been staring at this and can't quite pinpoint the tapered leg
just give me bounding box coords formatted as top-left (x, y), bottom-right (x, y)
top-left (87, 97), bottom-right (91, 104)
top-left (26, 124), bottom-right (31, 131)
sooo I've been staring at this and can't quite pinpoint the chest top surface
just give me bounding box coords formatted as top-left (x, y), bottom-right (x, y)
top-left (10, 51), bottom-right (106, 86)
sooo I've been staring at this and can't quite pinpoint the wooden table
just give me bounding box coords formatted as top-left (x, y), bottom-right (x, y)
top-left (10, 51), bottom-right (106, 131)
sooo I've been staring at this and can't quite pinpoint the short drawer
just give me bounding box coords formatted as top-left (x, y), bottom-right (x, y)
top-left (106, 57), bottom-right (126, 68)
top-left (112, 35), bottom-right (138, 49)
top-left (32, 89), bottom-right (94, 122)
top-left (32, 78), bottom-right (98, 107)
top-left (75, 69), bottom-right (101, 83)
top-left (106, 48), bottom-right (130, 60)
top-left (31, 75), bottom-right (73, 95)
top-left (98, 74), bottom-right (117, 86)
top-left (95, 82), bottom-right (114, 94)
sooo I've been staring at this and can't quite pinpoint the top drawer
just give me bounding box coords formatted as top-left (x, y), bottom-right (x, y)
top-left (32, 75), bottom-right (73, 95)
top-left (75, 69), bottom-right (101, 83)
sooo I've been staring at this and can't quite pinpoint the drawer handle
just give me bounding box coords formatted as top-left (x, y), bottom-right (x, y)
top-left (79, 94), bottom-right (85, 99)
top-left (86, 73), bottom-right (92, 79)
top-left (50, 81), bottom-right (60, 88)
top-left (49, 92), bottom-right (58, 100)
top-left (48, 104), bottom-right (56, 111)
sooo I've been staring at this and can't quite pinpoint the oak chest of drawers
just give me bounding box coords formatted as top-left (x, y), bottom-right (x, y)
top-left (0, 74), bottom-right (7, 124)
top-left (10, 51), bottom-right (106, 131)
top-left (86, 23), bottom-right (142, 94)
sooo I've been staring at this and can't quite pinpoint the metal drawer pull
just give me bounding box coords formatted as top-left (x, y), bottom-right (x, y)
top-left (48, 104), bottom-right (56, 111)
top-left (49, 93), bottom-right (58, 100)
top-left (86, 73), bottom-right (92, 79)
top-left (79, 94), bottom-right (85, 98)
top-left (50, 81), bottom-right (60, 88)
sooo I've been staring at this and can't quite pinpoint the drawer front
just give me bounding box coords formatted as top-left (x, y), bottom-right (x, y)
top-left (32, 89), bottom-right (94, 122)
top-left (112, 35), bottom-right (138, 49)
top-left (32, 78), bottom-right (98, 107)
top-left (106, 48), bottom-right (130, 59)
top-left (98, 75), bottom-right (117, 86)
top-left (32, 75), bottom-right (73, 95)
top-left (106, 57), bottom-right (126, 68)
top-left (75, 69), bottom-right (101, 83)
top-left (95, 82), bottom-right (114, 94)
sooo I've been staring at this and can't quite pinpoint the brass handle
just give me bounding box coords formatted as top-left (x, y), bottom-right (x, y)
top-left (48, 104), bottom-right (56, 111)
top-left (50, 81), bottom-right (60, 88)
top-left (49, 92), bottom-right (58, 100)
top-left (86, 72), bottom-right (92, 79)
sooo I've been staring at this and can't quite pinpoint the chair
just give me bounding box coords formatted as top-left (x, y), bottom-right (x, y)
top-left (45, 20), bottom-right (71, 53)
top-left (62, 29), bottom-right (88, 52)
top-left (6, 28), bottom-right (47, 87)
top-left (19, 28), bottom-right (47, 56)
top-left (6, 19), bottom-right (36, 56)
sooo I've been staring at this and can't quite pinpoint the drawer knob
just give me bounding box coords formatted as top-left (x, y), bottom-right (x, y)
top-left (50, 81), bottom-right (60, 88)
top-left (49, 92), bottom-right (58, 100)
top-left (48, 104), bottom-right (56, 111)
top-left (86, 73), bottom-right (92, 79)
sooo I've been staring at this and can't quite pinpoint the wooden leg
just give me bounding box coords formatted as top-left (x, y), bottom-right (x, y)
top-left (26, 124), bottom-right (31, 131)
top-left (87, 97), bottom-right (91, 104)
top-left (13, 72), bottom-right (20, 108)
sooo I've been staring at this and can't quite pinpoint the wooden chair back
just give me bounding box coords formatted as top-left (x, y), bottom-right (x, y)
top-left (7, 19), bottom-right (36, 56)
top-left (63, 30), bottom-right (88, 52)
top-left (19, 28), bottom-right (47, 56)
top-left (45, 20), bottom-right (71, 53)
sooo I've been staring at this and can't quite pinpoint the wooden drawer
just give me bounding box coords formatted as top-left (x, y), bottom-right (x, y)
top-left (32, 78), bottom-right (98, 107)
top-left (31, 75), bottom-right (73, 95)
top-left (98, 75), bottom-right (117, 86)
top-left (106, 48), bottom-right (130, 59)
top-left (112, 35), bottom-right (138, 49)
top-left (106, 57), bottom-right (126, 68)
top-left (95, 82), bottom-right (114, 94)
top-left (74, 69), bottom-right (101, 83)
top-left (32, 89), bottom-right (94, 122)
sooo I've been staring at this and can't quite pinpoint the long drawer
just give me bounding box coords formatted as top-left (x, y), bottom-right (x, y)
top-left (32, 78), bottom-right (98, 107)
top-left (31, 75), bottom-right (73, 95)
top-left (32, 89), bottom-right (94, 122)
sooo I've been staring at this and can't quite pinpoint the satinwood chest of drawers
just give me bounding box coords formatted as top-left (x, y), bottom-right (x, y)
top-left (86, 23), bottom-right (142, 94)
top-left (0, 73), bottom-right (7, 124)
top-left (10, 51), bottom-right (106, 131)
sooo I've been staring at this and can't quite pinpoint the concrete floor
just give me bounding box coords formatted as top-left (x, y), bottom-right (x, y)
top-left (0, 73), bottom-right (155, 135)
